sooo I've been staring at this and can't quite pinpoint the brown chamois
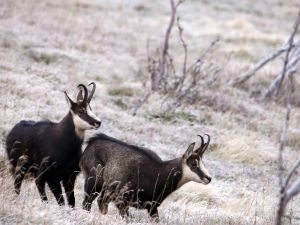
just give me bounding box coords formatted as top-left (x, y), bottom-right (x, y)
top-left (80, 133), bottom-right (212, 218)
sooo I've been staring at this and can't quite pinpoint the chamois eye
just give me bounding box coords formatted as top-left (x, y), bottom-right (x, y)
top-left (191, 161), bottom-right (197, 167)
top-left (78, 108), bottom-right (85, 114)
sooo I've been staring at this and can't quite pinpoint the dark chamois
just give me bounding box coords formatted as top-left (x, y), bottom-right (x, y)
top-left (80, 133), bottom-right (212, 219)
top-left (6, 83), bottom-right (101, 207)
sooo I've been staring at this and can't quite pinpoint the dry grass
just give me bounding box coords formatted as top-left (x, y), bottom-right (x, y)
top-left (1, 0), bottom-right (300, 224)
top-left (213, 133), bottom-right (277, 166)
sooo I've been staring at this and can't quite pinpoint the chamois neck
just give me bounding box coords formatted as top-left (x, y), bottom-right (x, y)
top-left (162, 158), bottom-right (181, 171)
top-left (59, 112), bottom-right (84, 140)
top-left (160, 158), bottom-right (182, 189)
top-left (163, 158), bottom-right (195, 189)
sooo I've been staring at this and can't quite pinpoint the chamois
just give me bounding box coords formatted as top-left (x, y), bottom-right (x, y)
top-left (80, 133), bottom-right (212, 218)
top-left (6, 83), bottom-right (101, 207)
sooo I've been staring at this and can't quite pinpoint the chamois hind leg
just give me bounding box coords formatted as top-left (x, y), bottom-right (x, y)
top-left (115, 188), bottom-right (133, 218)
top-left (47, 180), bottom-right (65, 206)
top-left (96, 190), bottom-right (109, 215)
top-left (62, 172), bottom-right (78, 208)
top-left (82, 176), bottom-right (101, 211)
top-left (14, 155), bottom-right (30, 195)
top-left (116, 202), bottom-right (129, 218)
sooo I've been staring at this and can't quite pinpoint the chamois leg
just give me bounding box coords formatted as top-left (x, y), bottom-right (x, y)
top-left (14, 155), bottom-right (30, 195)
top-left (116, 189), bottom-right (132, 218)
top-left (116, 202), bottom-right (129, 218)
top-left (35, 156), bottom-right (52, 202)
top-left (96, 190), bottom-right (109, 215)
top-left (62, 173), bottom-right (78, 208)
top-left (146, 205), bottom-right (159, 221)
top-left (35, 178), bottom-right (48, 202)
top-left (82, 176), bottom-right (100, 211)
top-left (47, 180), bottom-right (65, 206)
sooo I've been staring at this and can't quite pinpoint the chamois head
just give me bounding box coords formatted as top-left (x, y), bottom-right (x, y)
top-left (180, 134), bottom-right (212, 186)
top-left (65, 82), bottom-right (101, 135)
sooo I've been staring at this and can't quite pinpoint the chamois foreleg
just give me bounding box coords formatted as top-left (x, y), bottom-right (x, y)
top-left (62, 172), bottom-right (78, 208)
top-left (146, 203), bottom-right (159, 220)
top-left (48, 180), bottom-right (65, 206)
top-left (35, 178), bottom-right (48, 202)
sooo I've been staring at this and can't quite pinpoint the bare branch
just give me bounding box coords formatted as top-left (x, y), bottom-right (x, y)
top-left (276, 70), bottom-right (297, 225)
top-left (178, 17), bottom-right (188, 77)
top-left (274, 13), bottom-right (300, 97)
top-left (230, 44), bottom-right (293, 86)
top-left (137, 0), bottom-right (220, 113)
top-left (132, 91), bottom-right (151, 116)
top-left (284, 158), bottom-right (300, 189)
top-left (158, 0), bottom-right (181, 92)
top-left (186, 37), bottom-right (220, 74)
top-left (285, 177), bottom-right (300, 205)
top-left (172, 16), bottom-right (188, 93)
top-left (278, 76), bottom-right (292, 190)
top-left (230, 11), bottom-right (300, 87)
top-left (264, 48), bottom-right (300, 100)
top-left (275, 13), bottom-right (300, 225)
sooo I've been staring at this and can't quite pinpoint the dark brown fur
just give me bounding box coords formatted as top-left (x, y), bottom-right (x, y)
top-left (80, 133), bottom-right (211, 218)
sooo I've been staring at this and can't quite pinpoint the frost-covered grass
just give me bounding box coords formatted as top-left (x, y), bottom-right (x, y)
top-left (1, 0), bottom-right (300, 224)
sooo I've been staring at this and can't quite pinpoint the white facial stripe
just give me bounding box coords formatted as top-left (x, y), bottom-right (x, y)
top-left (199, 159), bottom-right (211, 178)
top-left (177, 158), bottom-right (211, 188)
top-left (71, 111), bottom-right (93, 139)
top-left (87, 107), bottom-right (100, 122)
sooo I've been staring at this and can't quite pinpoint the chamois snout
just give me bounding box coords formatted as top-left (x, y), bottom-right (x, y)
top-left (94, 121), bottom-right (101, 128)
top-left (203, 174), bottom-right (212, 184)
top-left (83, 109), bottom-right (101, 129)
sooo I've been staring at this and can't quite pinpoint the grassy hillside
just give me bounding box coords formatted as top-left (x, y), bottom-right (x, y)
top-left (1, 0), bottom-right (300, 224)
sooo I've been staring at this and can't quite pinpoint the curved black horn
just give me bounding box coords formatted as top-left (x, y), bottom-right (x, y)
top-left (194, 134), bottom-right (205, 154)
top-left (204, 134), bottom-right (210, 145)
top-left (200, 134), bottom-right (210, 155)
top-left (77, 84), bottom-right (88, 103)
top-left (87, 82), bottom-right (96, 103)
top-left (197, 135), bottom-right (205, 147)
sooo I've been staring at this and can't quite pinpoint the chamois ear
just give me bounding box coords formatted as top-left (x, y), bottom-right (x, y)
top-left (64, 91), bottom-right (75, 107)
top-left (183, 142), bottom-right (195, 160)
top-left (76, 90), bottom-right (84, 102)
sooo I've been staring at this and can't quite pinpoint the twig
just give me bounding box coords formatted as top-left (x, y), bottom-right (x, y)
top-left (230, 44), bottom-right (291, 86)
top-left (231, 40), bottom-right (300, 86)
top-left (275, 14), bottom-right (300, 225)
top-left (284, 158), bottom-right (300, 189)
top-left (230, 11), bottom-right (300, 87)
top-left (263, 48), bottom-right (300, 100)
top-left (285, 176), bottom-right (300, 205)
top-left (158, 0), bottom-right (183, 92)
top-left (173, 17), bottom-right (188, 93)
top-left (276, 70), bottom-right (296, 225)
top-left (132, 91), bottom-right (151, 116)
top-left (186, 37), bottom-right (220, 74)
top-left (274, 13), bottom-right (300, 97)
